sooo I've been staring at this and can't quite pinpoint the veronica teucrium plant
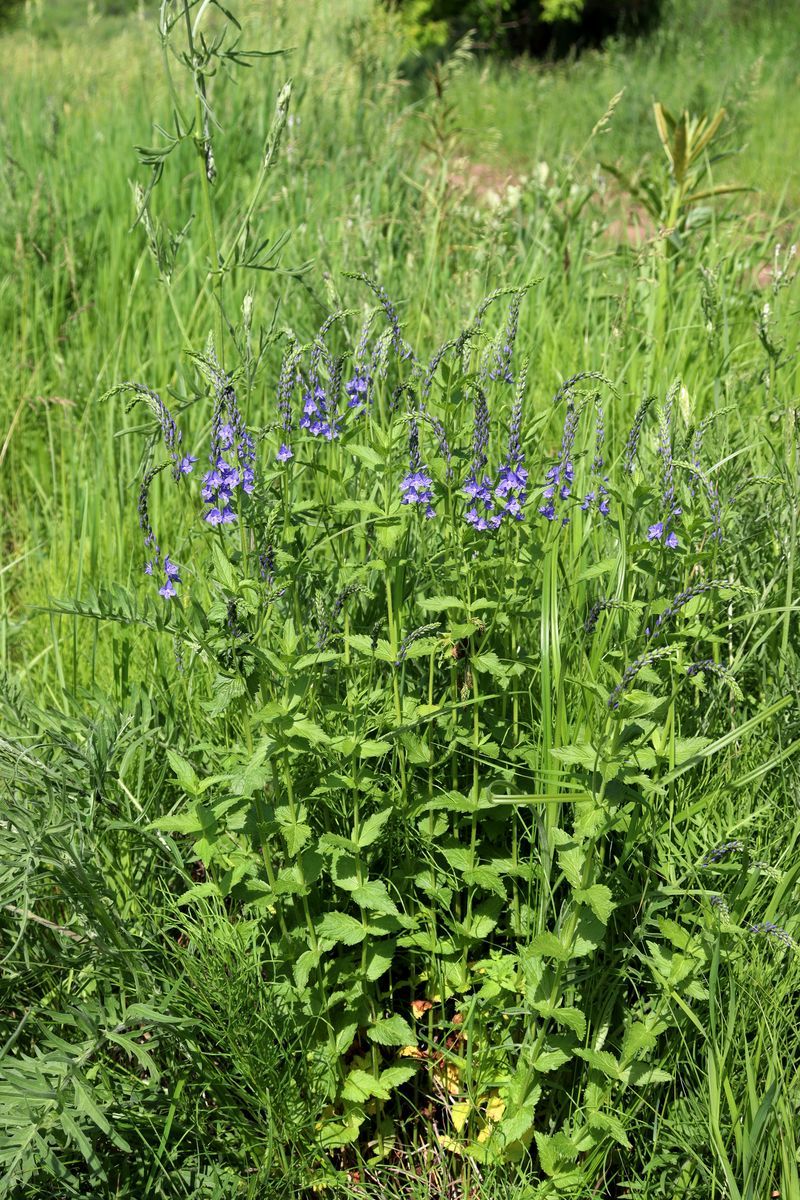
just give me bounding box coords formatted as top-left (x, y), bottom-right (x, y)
top-left (100, 0), bottom-right (764, 1186)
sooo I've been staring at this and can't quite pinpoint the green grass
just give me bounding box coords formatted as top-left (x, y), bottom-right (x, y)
top-left (1, 1), bottom-right (799, 1197)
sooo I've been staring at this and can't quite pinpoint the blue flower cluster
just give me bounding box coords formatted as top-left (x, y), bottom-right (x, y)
top-left (345, 315), bottom-right (374, 414)
top-left (460, 378), bottom-right (528, 531)
top-left (300, 325), bottom-right (343, 441)
top-left (400, 420), bottom-right (435, 519)
top-left (580, 402), bottom-right (610, 517)
top-left (138, 463), bottom-right (184, 599)
top-left (300, 383), bottom-right (341, 441)
top-left (540, 400), bottom-right (579, 524)
top-left (201, 386), bottom-right (256, 527)
top-left (276, 340), bottom-right (299, 464)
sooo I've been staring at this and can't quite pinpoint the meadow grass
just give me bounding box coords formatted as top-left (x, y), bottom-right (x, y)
top-left (1, 1), bottom-right (799, 1197)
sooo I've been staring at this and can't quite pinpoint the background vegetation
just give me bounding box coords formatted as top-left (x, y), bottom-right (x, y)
top-left (1, 1), bottom-right (798, 1197)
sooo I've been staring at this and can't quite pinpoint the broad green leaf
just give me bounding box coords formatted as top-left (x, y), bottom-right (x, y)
top-left (527, 932), bottom-right (571, 961)
top-left (534, 1130), bottom-right (579, 1177)
top-left (367, 1014), bottom-right (416, 1047)
top-left (318, 832), bottom-right (359, 855)
top-left (574, 884), bottom-right (615, 924)
top-left (288, 717), bottom-right (329, 746)
top-left (166, 749), bottom-right (200, 795)
top-left (318, 1112), bottom-right (364, 1148)
top-left (379, 1065), bottom-right (417, 1091)
top-left (574, 1047), bottom-right (621, 1080)
top-left (352, 879), bottom-right (399, 916)
top-left (365, 939), bottom-right (396, 981)
top-left (358, 739), bottom-right (392, 758)
top-left (418, 595), bottom-right (464, 613)
top-left (622, 1062), bottom-right (672, 1086)
top-left (499, 1076), bottom-right (541, 1144)
top-left (471, 652), bottom-right (509, 680)
top-left (571, 905), bottom-right (607, 957)
top-left (557, 845), bottom-right (585, 889)
top-left (317, 911), bottom-right (366, 946)
top-left (462, 866), bottom-right (506, 898)
top-left (533, 1002), bottom-right (586, 1039)
top-left (621, 1022), bottom-right (658, 1063)
top-left (533, 1045), bottom-right (571, 1072)
top-left (588, 1110), bottom-right (630, 1148)
top-left (340, 1070), bottom-right (391, 1104)
top-left (356, 807), bottom-right (392, 847)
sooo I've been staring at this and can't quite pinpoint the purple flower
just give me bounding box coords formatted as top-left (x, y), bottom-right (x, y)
top-left (178, 455), bottom-right (197, 475)
top-left (159, 579), bottom-right (177, 599)
top-left (163, 556), bottom-right (181, 581)
top-left (276, 443), bottom-right (293, 463)
top-left (540, 395), bottom-right (579, 524)
top-left (144, 561), bottom-right (154, 576)
top-left (199, 350), bottom-right (257, 523)
top-left (401, 420), bottom-right (436, 517)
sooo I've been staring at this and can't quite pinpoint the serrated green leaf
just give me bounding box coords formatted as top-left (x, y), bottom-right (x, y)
top-left (358, 739), bottom-right (392, 758)
top-left (379, 1065), bottom-right (417, 1091)
top-left (527, 932), bottom-right (571, 961)
top-left (352, 879), bottom-right (399, 915)
top-left (166, 749), bottom-right (200, 795)
top-left (557, 844), bottom-right (585, 889)
top-left (364, 939), bottom-right (396, 981)
top-left (574, 884), bottom-right (615, 924)
top-left (342, 1067), bottom-right (391, 1102)
top-left (533, 1002), bottom-right (586, 1039)
top-left (367, 1014), bottom-right (416, 1047)
top-left (588, 1109), bottom-right (631, 1148)
top-left (317, 911), bottom-right (366, 946)
top-left (356, 807), bottom-right (392, 847)
top-left (574, 1047), bottom-right (621, 1079)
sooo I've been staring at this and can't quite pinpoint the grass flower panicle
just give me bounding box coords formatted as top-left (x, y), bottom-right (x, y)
top-left (702, 839), bottom-right (744, 867)
top-left (348, 272), bottom-right (414, 363)
top-left (646, 578), bottom-right (730, 639)
top-left (112, 381), bottom-right (196, 480)
top-left (749, 921), bottom-right (795, 948)
top-left (487, 289), bottom-right (524, 383)
top-left (608, 646), bottom-right (674, 709)
top-left (394, 622), bottom-right (441, 666)
top-left (623, 394), bottom-right (656, 474)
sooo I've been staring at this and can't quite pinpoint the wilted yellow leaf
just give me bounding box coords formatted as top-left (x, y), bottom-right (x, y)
top-left (399, 1045), bottom-right (426, 1059)
top-left (450, 1100), bottom-right (471, 1133)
